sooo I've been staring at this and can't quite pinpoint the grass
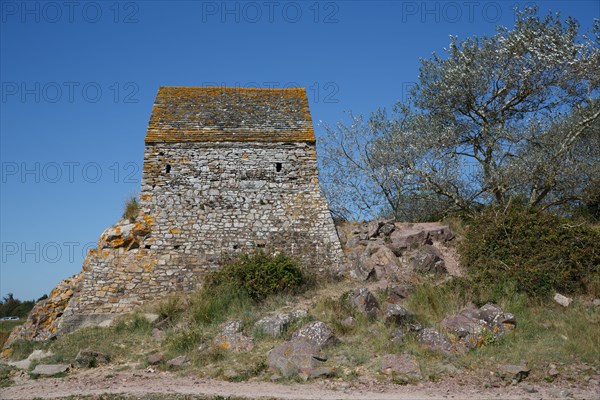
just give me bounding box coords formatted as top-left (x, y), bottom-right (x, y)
top-left (4, 276), bottom-right (598, 386)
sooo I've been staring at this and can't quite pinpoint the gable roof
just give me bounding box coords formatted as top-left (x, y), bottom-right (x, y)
top-left (145, 87), bottom-right (315, 143)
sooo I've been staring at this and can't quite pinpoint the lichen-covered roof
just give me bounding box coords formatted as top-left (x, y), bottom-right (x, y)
top-left (145, 87), bottom-right (315, 143)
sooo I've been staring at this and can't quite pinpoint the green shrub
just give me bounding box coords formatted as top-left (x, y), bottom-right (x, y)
top-left (208, 250), bottom-right (305, 302)
top-left (122, 195), bottom-right (140, 222)
top-left (460, 205), bottom-right (600, 298)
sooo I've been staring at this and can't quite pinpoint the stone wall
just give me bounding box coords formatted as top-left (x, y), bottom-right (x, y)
top-left (139, 141), bottom-right (343, 273)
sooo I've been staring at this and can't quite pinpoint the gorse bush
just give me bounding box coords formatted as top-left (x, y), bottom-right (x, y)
top-left (207, 250), bottom-right (305, 302)
top-left (460, 204), bottom-right (600, 298)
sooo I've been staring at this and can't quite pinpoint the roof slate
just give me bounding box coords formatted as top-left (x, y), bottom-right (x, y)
top-left (145, 87), bottom-right (315, 143)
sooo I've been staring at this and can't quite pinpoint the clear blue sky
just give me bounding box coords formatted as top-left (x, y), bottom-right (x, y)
top-left (1, 0), bottom-right (598, 301)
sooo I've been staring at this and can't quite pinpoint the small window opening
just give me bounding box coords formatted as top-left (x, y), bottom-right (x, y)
top-left (173, 245), bottom-right (180, 250)
top-left (233, 244), bottom-right (239, 250)
top-left (165, 164), bottom-right (171, 173)
top-left (159, 152), bottom-right (164, 156)
top-left (145, 245), bottom-right (152, 249)
top-left (275, 162), bottom-right (282, 172)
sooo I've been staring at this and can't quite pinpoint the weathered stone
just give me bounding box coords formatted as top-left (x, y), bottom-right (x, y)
top-left (499, 363), bottom-right (530, 382)
top-left (147, 353), bottom-right (164, 364)
top-left (214, 320), bottom-right (254, 352)
top-left (380, 222), bottom-right (396, 236)
top-left (367, 246), bottom-right (400, 282)
top-left (418, 328), bottom-right (465, 355)
top-left (345, 236), bottom-right (361, 248)
top-left (347, 250), bottom-right (374, 281)
top-left (341, 316), bottom-right (356, 328)
top-left (291, 321), bottom-right (339, 348)
top-left (75, 350), bottom-right (110, 367)
top-left (267, 340), bottom-right (327, 377)
top-left (441, 309), bottom-right (483, 338)
top-left (381, 353), bottom-right (422, 379)
top-left (553, 293), bottom-right (572, 307)
top-left (348, 288), bottom-right (380, 318)
top-left (31, 364), bottom-right (70, 376)
top-left (254, 310), bottom-right (307, 337)
top-left (308, 367), bottom-right (334, 379)
top-left (411, 245), bottom-right (446, 274)
top-left (367, 221), bottom-right (384, 238)
top-left (166, 355), bottom-right (189, 367)
top-left (384, 304), bottom-right (413, 326)
top-left (7, 350), bottom-right (53, 370)
top-left (387, 284), bottom-right (412, 303)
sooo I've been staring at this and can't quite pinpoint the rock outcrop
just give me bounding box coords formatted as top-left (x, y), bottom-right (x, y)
top-left (340, 221), bottom-right (457, 283)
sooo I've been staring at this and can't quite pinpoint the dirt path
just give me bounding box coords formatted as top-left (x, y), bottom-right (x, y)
top-left (2, 368), bottom-right (597, 400)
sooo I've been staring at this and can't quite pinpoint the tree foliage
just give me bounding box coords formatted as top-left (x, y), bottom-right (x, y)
top-left (320, 8), bottom-right (600, 220)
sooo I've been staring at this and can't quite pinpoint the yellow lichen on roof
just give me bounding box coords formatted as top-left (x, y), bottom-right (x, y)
top-left (145, 86), bottom-right (315, 143)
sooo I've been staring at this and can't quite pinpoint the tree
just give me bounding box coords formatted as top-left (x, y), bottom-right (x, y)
top-left (320, 8), bottom-right (599, 220)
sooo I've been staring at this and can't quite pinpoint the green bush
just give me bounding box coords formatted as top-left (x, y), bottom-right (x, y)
top-left (208, 250), bottom-right (305, 302)
top-left (460, 205), bottom-right (600, 298)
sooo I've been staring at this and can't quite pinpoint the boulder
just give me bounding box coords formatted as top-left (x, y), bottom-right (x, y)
top-left (75, 350), bottom-right (110, 367)
top-left (411, 245), bottom-right (446, 274)
top-left (367, 246), bottom-right (400, 281)
top-left (381, 353), bottom-right (422, 379)
top-left (368, 221), bottom-right (385, 238)
top-left (98, 219), bottom-right (150, 250)
top-left (499, 363), bottom-right (530, 382)
top-left (387, 284), bottom-right (412, 303)
top-left (290, 321), bottom-right (339, 348)
top-left (166, 355), bottom-right (189, 367)
top-left (418, 328), bottom-right (465, 355)
top-left (254, 310), bottom-right (307, 337)
top-left (347, 250), bottom-right (375, 281)
top-left (441, 305), bottom-right (483, 338)
top-left (440, 303), bottom-right (515, 349)
top-left (267, 340), bottom-right (327, 377)
top-left (348, 288), bottom-right (380, 318)
top-left (147, 353), bottom-right (164, 364)
top-left (384, 304), bottom-right (413, 326)
top-left (214, 320), bottom-right (254, 352)
top-left (31, 364), bottom-right (70, 376)
top-left (341, 316), bottom-right (356, 328)
top-left (553, 293), bottom-right (572, 307)
top-left (380, 222), bottom-right (396, 236)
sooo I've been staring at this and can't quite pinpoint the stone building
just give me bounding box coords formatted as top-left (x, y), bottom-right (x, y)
top-left (140, 87), bottom-right (344, 272)
top-left (5, 87), bottom-right (343, 342)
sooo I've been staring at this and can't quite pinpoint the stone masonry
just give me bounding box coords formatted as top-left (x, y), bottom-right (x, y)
top-left (4, 87), bottom-right (344, 345)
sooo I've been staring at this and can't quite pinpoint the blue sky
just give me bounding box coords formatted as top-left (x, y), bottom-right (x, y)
top-left (1, 0), bottom-right (598, 301)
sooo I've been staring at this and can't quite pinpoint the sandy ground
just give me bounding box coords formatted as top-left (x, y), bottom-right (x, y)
top-left (1, 368), bottom-right (598, 400)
